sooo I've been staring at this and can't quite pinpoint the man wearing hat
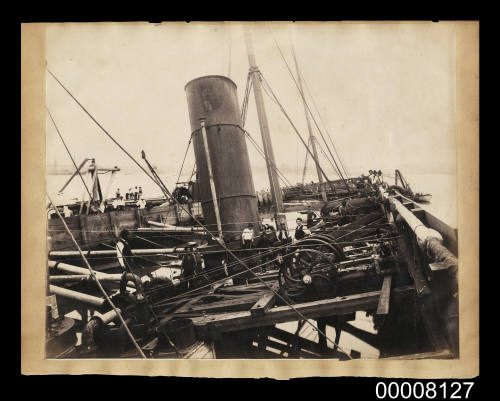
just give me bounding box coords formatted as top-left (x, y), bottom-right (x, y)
top-left (181, 242), bottom-right (198, 279)
top-left (116, 229), bottom-right (133, 273)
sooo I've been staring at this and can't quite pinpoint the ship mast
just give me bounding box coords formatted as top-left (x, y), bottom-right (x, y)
top-left (244, 26), bottom-right (284, 214)
top-left (292, 45), bottom-right (327, 202)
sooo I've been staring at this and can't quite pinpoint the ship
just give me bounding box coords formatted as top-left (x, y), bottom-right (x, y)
top-left (45, 27), bottom-right (458, 360)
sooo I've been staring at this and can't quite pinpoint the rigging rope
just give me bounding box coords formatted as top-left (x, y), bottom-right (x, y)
top-left (316, 137), bottom-right (347, 180)
top-left (46, 67), bottom-right (352, 359)
top-left (244, 129), bottom-right (293, 187)
top-left (300, 70), bottom-right (351, 178)
top-left (240, 73), bottom-right (253, 127)
top-left (46, 107), bottom-right (93, 201)
top-left (258, 72), bottom-right (344, 196)
top-left (176, 138), bottom-right (192, 185)
top-left (266, 28), bottom-right (351, 191)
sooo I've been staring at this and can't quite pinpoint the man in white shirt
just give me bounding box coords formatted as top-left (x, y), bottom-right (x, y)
top-left (136, 198), bottom-right (146, 209)
top-left (241, 223), bottom-right (254, 249)
top-left (112, 198), bottom-right (119, 210)
top-left (118, 196), bottom-right (125, 211)
top-left (116, 229), bottom-right (132, 272)
top-left (63, 205), bottom-right (73, 217)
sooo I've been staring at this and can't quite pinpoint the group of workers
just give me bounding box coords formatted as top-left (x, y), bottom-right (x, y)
top-left (240, 214), bottom-right (313, 250)
top-left (110, 196), bottom-right (146, 210)
top-left (110, 187), bottom-right (146, 211)
top-left (116, 187), bottom-right (143, 201)
top-left (368, 170), bottom-right (384, 185)
top-left (114, 210), bottom-right (319, 295)
top-left (116, 228), bottom-right (209, 295)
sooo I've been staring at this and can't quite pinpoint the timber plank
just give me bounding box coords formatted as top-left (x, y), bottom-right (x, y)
top-left (376, 275), bottom-right (392, 315)
top-left (250, 283), bottom-right (279, 318)
top-left (174, 293), bottom-right (263, 314)
top-left (192, 285), bottom-right (414, 336)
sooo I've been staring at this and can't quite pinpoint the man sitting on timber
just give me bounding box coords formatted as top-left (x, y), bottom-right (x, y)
top-left (116, 230), bottom-right (150, 299)
top-left (116, 230), bottom-right (137, 295)
top-left (294, 218), bottom-right (311, 242)
top-left (241, 223), bottom-right (254, 249)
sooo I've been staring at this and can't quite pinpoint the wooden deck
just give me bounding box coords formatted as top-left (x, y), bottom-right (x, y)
top-left (189, 285), bottom-right (414, 339)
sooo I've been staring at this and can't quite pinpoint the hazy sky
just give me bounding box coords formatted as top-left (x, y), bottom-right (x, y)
top-left (46, 22), bottom-right (457, 184)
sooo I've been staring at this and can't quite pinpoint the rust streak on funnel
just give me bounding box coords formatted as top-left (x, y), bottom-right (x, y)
top-left (185, 75), bottom-right (259, 240)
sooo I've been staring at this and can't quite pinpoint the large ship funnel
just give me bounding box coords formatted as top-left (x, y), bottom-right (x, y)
top-left (185, 75), bottom-right (259, 240)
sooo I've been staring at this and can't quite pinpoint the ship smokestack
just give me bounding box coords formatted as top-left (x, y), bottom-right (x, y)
top-left (185, 75), bottom-right (259, 240)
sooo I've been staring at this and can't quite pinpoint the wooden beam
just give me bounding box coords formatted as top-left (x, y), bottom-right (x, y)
top-left (382, 349), bottom-right (453, 360)
top-left (214, 281), bottom-right (278, 294)
top-left (376, 275), bottom-right (392, 315)
top-left (174, 293), bottom-right (263, 315)
top-left (250, 284), bottom-right (279, 318)
top-left (192, 286), bottom-right (414, 337)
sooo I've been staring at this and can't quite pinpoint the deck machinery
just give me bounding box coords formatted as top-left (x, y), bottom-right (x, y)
top-left (46, 75), bottom-right (458, 360)
top-left (46, 183), bottom-right (458, 359)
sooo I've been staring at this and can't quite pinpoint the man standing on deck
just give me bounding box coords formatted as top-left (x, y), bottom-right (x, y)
top-left (321, 201), bottom-right (330, 218)
top-left (118, 196), bottom-right (125, 211)
top-left (138, 186), bottom-right (143, 199)
top-left (136, 198), bottom-right (146, 209)
top-left (241, 223), bottom-right (254, 249)
top-left (116, 188), bottom-right (121, 198)
top-left (63, 205), bottom-right (73, 217)
top-left (181, 244), bottom-right (196, 276)
top-left (278, 223), bottom-right (290, 244)
top-left (294, 217), bottom-right (311, 242)
top-left (116, 229), bottom-right (134, 273)
top-left (181, 243), bottom-right (201, 288)
top-left (134, 186), bottom-right (139, 200)
top-left (306, 205), bottom-right (316, 227)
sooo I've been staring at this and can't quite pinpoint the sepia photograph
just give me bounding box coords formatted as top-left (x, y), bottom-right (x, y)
top-left (21, 21), bottom-right (478, 376)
